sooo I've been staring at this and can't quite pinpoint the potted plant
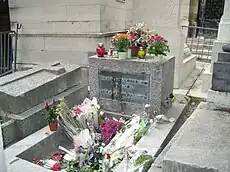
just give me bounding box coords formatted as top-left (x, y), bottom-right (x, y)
top-left (114, 33), bottom-right (130, 59)
top-left (44, 101), bottom-right (59, 131)
top-left (147, 34), bottom-right (170, 57)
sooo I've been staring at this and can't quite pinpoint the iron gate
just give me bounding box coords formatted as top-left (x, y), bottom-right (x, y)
top-left (0, 31), bottom-right (17, 77)
top-left (197, 0), bottom-right (225, 36)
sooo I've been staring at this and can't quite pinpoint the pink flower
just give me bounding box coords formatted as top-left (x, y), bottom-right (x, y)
top-left (51, 152), bottom-right (62, 161)
top-left (100, 120), bottom-right (122, 144)
top-left (72, 105), bottom-right (81, 117)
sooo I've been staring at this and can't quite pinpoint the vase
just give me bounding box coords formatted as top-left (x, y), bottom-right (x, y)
top-left (222, 44), bottom-right (230, 52)
top-left (49, 121), bottom-right (58, 131)
top-left (96, 43), bottom-right (106, 57)
top-left (127, 48), bottom-right (132, 59)
top-left (118, 52), bottom-right (128, 59)
top-left (138, 47), bottom-right (146, 59)
top-left (130, 46), bottom-right (139, 57)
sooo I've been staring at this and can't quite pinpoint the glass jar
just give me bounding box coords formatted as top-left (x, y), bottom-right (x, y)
top-left (138, 46), bottom-right (146, 59)
top-left (96, 43), bottom-right (106, 57)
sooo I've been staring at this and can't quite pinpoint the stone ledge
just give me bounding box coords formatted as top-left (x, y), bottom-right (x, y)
top-left (207, 89), bottom-right (230, 109)
top-left (17, 30), bottom-right (127, 38)
top-left (163, 102), bottom-right (230, 172)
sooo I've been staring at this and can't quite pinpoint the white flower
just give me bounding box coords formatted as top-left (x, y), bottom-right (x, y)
top-left (96, 104), bottom-right (100, 110)
top-left (100, 111), bottom-right (104, 116)
top-left (145, 104), bottom-right (150, 108)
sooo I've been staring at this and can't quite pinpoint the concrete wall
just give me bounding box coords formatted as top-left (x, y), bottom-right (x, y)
top-left (8, 0), bottom-right (132, 65)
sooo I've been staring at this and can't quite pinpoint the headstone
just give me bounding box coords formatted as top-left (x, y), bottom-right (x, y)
top-left (89, 55), bottom-right (175, 115)
top-left (208, 51), bottom-right (230, 108)
top-left (212, 52), bottom-right (230, 92)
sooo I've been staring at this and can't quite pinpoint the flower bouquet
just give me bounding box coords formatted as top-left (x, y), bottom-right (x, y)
top-left (147, 34), bottom-right (170, 57)
top-left (39, 98), bottom-right (156, 172)
top-left (127, 22), bottom-right (154, 57)
top-left (113, 33), bottom-right (130, 59)
top-left (44, 100), bottom-right (61, 131)
top-left (111, 22), bottom-right (170, 59)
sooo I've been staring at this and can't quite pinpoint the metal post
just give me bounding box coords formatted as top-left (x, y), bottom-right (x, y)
top-left (13, 32), bottom-right (17, 72)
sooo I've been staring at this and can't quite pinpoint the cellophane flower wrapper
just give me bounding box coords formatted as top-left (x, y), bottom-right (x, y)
top-left (74, 97), bottom-right (99, 132)
top-left (56, 99), bottom-right (83, 140)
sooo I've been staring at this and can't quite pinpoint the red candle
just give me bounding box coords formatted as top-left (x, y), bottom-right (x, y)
top-left (96, 43), bottom-right (105, 57)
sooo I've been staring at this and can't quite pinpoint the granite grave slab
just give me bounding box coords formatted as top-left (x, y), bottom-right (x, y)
top-left (163, 102), bottom-right (230, 172)
top-left (0, 63), bottom-right (89, 147)
top-left (0, 63), bottom-right (86, 114)
top-left (89, 55), bottom-right (175, 115)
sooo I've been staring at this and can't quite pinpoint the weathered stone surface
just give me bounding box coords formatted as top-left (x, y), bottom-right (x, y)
top-left (0, 84), bottom-right (88, 148)
top-left (212, 61), bottom-right (230, 92)
top-left (217, 51), bottom-right (230, 62)
top-left (163, 102), bottom-right (230, 172)
top-left (89, 55), bottom-right (175, 115)
top-left (0, 63), bottom-right (85, 114)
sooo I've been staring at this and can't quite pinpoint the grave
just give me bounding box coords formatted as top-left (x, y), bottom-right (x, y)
top-left (207, 51), bottom-right (230, 107)
top-left (0, 62), bottom-right (88, 147)
top-left (89, 55), bottom-right (175, 115)
top-left (4, 95), bottom-right (189, 172)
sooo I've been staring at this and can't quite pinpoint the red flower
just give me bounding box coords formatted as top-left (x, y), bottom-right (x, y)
top-left (51, 163), bottom-right (62, 171)
top-left (45, 103), bottom-right (50, 109)
top-left (105, 154), bottom-right (111, 159)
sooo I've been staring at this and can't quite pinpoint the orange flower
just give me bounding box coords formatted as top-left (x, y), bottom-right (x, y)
top-left (115, 33), bottom-right (129, 39)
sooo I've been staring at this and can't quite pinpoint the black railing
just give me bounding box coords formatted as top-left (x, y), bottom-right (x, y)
top-left (182, 25), bottom-right (218, 62)
top-left (0, 31), bottom-right (18, 77)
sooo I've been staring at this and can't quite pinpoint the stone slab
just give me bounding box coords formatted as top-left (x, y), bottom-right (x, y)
top-left (1, 84), bottom-right (88, 148)
top-left (89, 55), bottom-right (175, 115)
top-left (207, 89), bottom-right (230, 109)
top-left (212, 61), bottom-right (230, 92)
top-left (0, 63), bottom-right (86, 114)
top-left (163, 102), bottom-right (230, 172)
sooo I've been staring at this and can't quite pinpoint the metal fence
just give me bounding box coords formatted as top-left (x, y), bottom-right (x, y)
top-left (181, 25), bottom-right (218, 62)
top-left (0, 31), bottom-right (17, 77)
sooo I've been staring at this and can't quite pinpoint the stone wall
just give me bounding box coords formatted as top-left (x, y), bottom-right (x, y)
top-left (8, 0), bottom-right (132, 65)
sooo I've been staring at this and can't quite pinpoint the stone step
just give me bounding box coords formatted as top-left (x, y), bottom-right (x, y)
top-left (191, 49), bottom-right (212, 56)
top-left (186, 38), bottom-right (215, 45)
top-left (187, 43), bottom-right (213, 50)
top-left (163, 102), bottom-right (230, 172)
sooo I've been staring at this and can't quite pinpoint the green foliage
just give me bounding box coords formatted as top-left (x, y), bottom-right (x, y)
top-left (134, 154), bottom-right (154, 172)
top-left (148, 41), bottom-right (170, 57)
top-left (134, 120), bottom-right (148, 144)
top-left (115, 38), bottom-right (130, 52)
top-left (45, 107), bottom-right (58, 124)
